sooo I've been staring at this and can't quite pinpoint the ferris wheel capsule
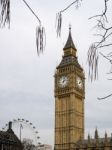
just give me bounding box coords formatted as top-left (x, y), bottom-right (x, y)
top-left (13, 119), bottom-right (16, 122)
top-left (38, 142), bottom-right (41, 145)
top-left (35, 131), bottom-right (38, 134)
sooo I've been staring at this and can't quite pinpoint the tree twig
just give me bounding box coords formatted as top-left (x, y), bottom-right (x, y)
top-left (87, 0), bottom-right (112, 81)
top-left (22, 0), bottom-right (41, 24)
top-left (0, 0), bottom-right (46, 55)
top-left (60, 0), bottom-right (81, 13)
top-left (55, 0), bottom-right (82, 37)
top-left (98, 93), bottom-right (112, 100)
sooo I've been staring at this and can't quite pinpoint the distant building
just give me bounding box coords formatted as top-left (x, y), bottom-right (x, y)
top-left (37, 144), bottom-right (52, 150)
top-left (0, 121), bottom-right (23, 150)
top-left (73, 129), bottom-right (112, 150)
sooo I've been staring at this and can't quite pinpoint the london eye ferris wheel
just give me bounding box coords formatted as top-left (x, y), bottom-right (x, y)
top-left (2, 118), bottom-right (41, 146)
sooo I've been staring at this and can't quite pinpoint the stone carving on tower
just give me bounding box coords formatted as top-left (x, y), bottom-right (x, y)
top-left (54, 26), bottom-right (85, 150)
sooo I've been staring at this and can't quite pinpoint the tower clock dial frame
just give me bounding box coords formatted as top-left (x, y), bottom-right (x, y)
top-left (58, 75), bottom-right (69, 88)
top-left (76, 76), bottom-right (83, 89)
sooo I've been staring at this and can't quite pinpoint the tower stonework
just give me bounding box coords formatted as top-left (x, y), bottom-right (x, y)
top-left (54, 28), bottom-right (85, 150)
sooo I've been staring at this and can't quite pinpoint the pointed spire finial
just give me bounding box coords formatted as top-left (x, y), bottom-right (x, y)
top-left (95, 127), bottom-right (99, 139)
top-left (105, 130), bottom-right (108, 142)
top-left (69, 24), bottom-right (71, 32)
top-left (63, 25), bottom-right (76, 52)
top-left (88, 133), bottom-right (91, 143)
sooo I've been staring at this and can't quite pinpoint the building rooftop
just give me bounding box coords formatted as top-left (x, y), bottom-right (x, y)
top-left (0, 122), bottom-right (22, 147)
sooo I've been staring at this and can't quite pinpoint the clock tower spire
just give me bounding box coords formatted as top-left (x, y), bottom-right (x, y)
top-left (54, 27), bottom-right (85, 150)
top-left (63, 25), bottom-right (77, 57)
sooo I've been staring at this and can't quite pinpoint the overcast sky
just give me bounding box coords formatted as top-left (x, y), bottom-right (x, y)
top-left (0, 0), bottom-right (112, 148)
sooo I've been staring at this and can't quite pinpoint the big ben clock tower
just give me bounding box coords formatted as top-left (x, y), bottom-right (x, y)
top-left (54, 27), bottom-right (85, 150)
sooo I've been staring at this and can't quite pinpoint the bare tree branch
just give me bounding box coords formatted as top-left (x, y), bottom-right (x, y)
top-left (22, 0), bottom-right (46, 55)
top-left (55, 0), bottom-right (82, 37)
top-left (22, 0), bottom-right (41, 24)
top-left (98, 44), bottom-right (112, 48)
top-left (100, 52), bottom-right (112, 62)
top-left (0, 0), bottom-right (46, 55)
top-left (87, 0), bottom-right (112, 81)
top-left (60, 0), bottom-right (82, 13)
top-left (98, 93), bottom-right (112, 100)
top-left (89, 0), bottom-right (108, 22)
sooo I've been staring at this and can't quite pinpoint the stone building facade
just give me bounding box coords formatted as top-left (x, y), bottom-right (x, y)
top-left (54, 27), bottom-right (112, 150)
top-left (54, 27), bottom-right (85, 150)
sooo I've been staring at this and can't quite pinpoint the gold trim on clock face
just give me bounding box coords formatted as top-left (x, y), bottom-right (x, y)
top-left (59, 76), bottom-right (68, 88)
top-left (76, 76), bottom-right (83, 89)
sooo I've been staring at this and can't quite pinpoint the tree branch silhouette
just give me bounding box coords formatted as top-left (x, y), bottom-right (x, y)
top-left (55, 0), bottom-right (82, 37)
top-left (0, 0), bottom-right (46, 55)
top-left (87, 0), bottom-right (112, 81)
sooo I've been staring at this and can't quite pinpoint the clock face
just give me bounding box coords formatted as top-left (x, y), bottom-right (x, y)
top-left (76, 76), bottom-right (83, 89)
top-left (59, 76), bottom-right (68, 88)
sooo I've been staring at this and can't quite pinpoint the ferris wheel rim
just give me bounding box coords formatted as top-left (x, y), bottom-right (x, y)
top-left (1, 118), bottom-right (41, 145)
